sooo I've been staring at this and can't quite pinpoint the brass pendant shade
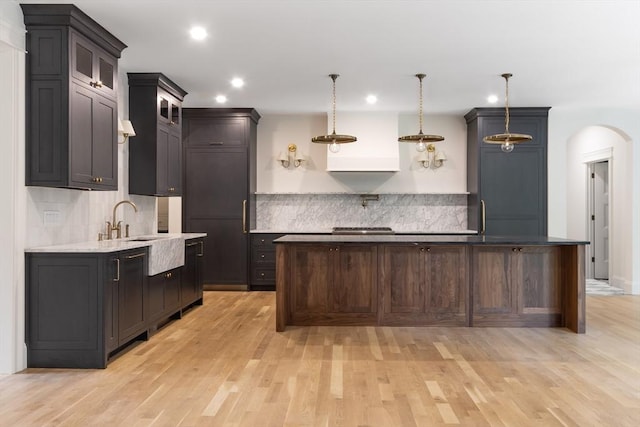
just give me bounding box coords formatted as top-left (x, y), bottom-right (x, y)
top-left (311, 74), bottom-right (356, 152)
top-left (398, 74), bottom-right (444, 152)
top-left (483, 73), bottom-right (532, 152)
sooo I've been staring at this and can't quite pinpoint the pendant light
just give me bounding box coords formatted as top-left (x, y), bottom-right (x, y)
top-left (398, 74), bottom-right (444, 152)
top-left (311, 74), bottom-right (357, 153)
top-left (483, 73), bottom-right (532, 153)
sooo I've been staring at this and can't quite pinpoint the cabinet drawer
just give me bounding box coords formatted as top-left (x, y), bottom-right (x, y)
top-left (252, 267), bottom-right (276, 283)
top-left (252, 248), bottom-right (275, 264)
top-left (251, 233), bottom-right (284, 246)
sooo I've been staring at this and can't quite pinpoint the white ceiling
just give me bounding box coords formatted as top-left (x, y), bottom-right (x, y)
top-left (18, 0), bottom-right (640, 115)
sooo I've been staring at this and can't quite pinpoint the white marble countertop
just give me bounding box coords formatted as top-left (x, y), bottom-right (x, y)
top-left (25, 233), bottom-right (206, 253)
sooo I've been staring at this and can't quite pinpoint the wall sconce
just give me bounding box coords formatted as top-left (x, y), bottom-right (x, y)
top-left (418, 143), bottom-right (446, 168)
top-left (118, 119), bottom-right (136, 144)
top-left (278, 144), bottom-right (305, 168)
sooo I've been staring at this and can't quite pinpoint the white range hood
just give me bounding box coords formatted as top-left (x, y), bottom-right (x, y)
top-left (326, 112), bottom-right (400, 172)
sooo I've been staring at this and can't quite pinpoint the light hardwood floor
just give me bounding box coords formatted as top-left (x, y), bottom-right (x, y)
top-left (1, 292), bottom-right (638, 426)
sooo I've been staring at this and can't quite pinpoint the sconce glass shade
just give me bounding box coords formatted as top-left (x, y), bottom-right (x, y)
top-left (278, 152), bottom-right (288, 162)
top-left (435, 151), bottom-right (446, 161)
top-left (483, 73), bottom-right (532, 152)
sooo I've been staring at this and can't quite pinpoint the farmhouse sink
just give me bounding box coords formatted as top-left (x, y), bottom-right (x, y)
top-left (128, 235), bottom-right (185, 275)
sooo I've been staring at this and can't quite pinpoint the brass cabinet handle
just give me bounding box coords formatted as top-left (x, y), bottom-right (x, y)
top-left (125, 252), bottom-right (146, 260)
top-left (242, 200), bottom-right (247, 234)
top-left (113, 258), bottom-right (120, 282)
top-left (260, 272), bottom-right (265, 278)
top-left (480, 199), bottom-right (486, 235)
top-left (209, 142), bottom-right (224, 145)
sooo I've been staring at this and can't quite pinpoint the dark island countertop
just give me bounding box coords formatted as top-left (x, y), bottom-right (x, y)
top-left (273, 234), bottom-right (589, 245)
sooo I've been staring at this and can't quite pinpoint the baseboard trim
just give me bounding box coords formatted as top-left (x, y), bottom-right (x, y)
top-left (203, 284), bottom-right (248, 291)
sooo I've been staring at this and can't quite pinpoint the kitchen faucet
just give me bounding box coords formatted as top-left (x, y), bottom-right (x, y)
top-left (106, 200), bottom-right (138, 239)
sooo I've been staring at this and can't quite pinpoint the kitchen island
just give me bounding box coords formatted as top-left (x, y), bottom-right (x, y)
top-left (274, 235), bottom-right (588, 333)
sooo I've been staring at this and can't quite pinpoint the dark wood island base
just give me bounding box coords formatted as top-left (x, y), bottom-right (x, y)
top-left (275, 235), bottom-right (587, 333)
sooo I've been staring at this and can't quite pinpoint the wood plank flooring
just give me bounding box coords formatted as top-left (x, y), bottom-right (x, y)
top-left (1, 292), bottom-right (638, 426)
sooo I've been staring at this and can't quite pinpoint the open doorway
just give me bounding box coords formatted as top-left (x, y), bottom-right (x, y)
top-left (588, 160), bottom-right (610, 280)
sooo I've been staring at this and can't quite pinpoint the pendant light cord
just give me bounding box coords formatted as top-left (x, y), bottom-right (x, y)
top-left (330, 74), bottom-right (338, 135)
top-left (418, 74), bottom-right (424, 134)
top-left (503, 73), bottom-right (511, 134)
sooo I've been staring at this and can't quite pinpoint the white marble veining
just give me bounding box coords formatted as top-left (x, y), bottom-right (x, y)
top-left (26, 233), bottom-right (206, 275)
top-left (256, 193), bottom-right (468, 232)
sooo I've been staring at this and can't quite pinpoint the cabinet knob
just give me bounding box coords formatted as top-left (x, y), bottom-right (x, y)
top-left (420, 248), bottom-right (425, 252)
top-left (90, 80), bottom-right (103, 88)
top-left (260, 239), bottom-right (265, 243)
top-left (512, 248), bottom-right (518, 252)
top-left (260, 254), bottom-right (265, 259)
top-left (260, 273), bottom-right (265, 278)
top-left (519, 248), bottom-right (523, 252)
top-left (427, 247), bottom-right (431, 252)
top-left (168, 187), bottom-right (175, 192)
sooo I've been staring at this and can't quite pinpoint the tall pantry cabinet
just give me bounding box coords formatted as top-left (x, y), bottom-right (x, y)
top-left (466, 107), bottom-right (550, 236)
top-left (182, 109), bottom-right (260, 287)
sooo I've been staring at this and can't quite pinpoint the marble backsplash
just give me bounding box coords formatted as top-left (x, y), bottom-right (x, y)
top-left (255, 193), bottom-right (470, 232)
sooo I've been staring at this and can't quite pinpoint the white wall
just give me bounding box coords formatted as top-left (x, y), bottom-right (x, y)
top-left (256, 113), bottom-right (467, 194)
top-left (549, 107), bottom-right (639, 294)
top-left (0, 0), bottom-right (27, 374)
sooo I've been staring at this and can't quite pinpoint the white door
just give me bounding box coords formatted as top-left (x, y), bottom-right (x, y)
top-left (593, 161), bottom-right (609, 279)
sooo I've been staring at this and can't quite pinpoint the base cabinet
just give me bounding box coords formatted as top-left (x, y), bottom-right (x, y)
top-left (182, 238), bottom-right (204, 307)
top-left (26, 239), bottom-right (206, 368)
top-left (276, 242), bottom-right (584, 333)
top-left (148, 267), bottom-right (182, 325)
top-left (249, 233), bottom-right (284, 291)
top-left (379, 245), bottom-right (468, 326)
top-left (287, 244), bottom-right (378, 325)
top-left (471, 246), bottom-right (563, 327)
top-left (27, 248), bottom-right (147, 368)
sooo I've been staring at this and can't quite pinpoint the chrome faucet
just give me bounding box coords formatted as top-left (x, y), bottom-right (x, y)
top-left (106, 200), bottom-right (138, 239)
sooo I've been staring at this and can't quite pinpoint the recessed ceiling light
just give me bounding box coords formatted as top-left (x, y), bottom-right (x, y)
top-left (190, 26), bottom-right (207, 41)
top-left (215, 95), bottom-right (227, 103)
top-left (366, 95), bottom-right (377, 104)
top-left (487, 94), bottom-right (499, 104)
top-left (231, 78), bottom-right (244, 88)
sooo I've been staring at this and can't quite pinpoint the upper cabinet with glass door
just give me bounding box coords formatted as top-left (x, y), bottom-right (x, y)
top-left (71, 30), bottom-right (119, 100)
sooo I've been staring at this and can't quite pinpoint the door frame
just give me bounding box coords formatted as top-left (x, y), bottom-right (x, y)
top-left (583, 148), bottom-right (613, 280)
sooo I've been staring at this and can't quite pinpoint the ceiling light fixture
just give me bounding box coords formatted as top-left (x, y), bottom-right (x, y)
top-left (487, 94), bottom-right (499, 104)
top-left (215, 95), bottom-right (227, 103)
top-left (311, 74), bottom-right (356, 153)
top-left (189, 26), bottom-right (207, 41)
top-left (398, 74), bottom-right (444, 152)
top-left (483, 73), bottom-right (532, 153)
top-left (231, 78), bottom-right (244, 88)
top-left (366, 94), bottom-right (377, 104)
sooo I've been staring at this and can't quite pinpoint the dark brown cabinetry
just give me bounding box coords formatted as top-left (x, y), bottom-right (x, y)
top-left (471, 246), bottom-right (563, 327)
top-left (250, 233), bottom-right (284, 291)
top-left (116, 250), bottom-right (149, 345)
top-left (148, 268), bottom-right (182, 326)
top-left (182, 238), bottom-right (204, 307)
top-left (287, 244), bottom-right (378, 325)
top-left (466, 107), bottom-right (550, 235)
top-left (22, 4), bottom-right (126, 190)
top-left (182, 109), bottom-right (260, 286)
top-left (379, 245), bottom-right (468, 326)
top-left (26, 238), bottom-right (206, 368)
top-left (26, 247), bottom-right (147, 368)
top-left (128, 73), bottom-right (188, 196)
